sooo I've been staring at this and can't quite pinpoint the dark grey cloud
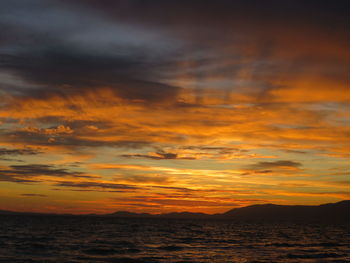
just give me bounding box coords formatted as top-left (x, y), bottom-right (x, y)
top-left (0, 0), bottom-right (183, 103)
top-left (0, 148), bottom-right (41, 156)
top-left (0, 164), bottom-right (93, 183)
top-left (55, 181), bottom-right (140, 191)
top-left (67, 0), bottom-right (350, 103)
top-left (0, 174), bottom-right (38, 183)
top-left (5, 129), bottom-right (151, 149)
top-left (21, 193), bottom-right (47, 197)
top-left (51, 188), bottom-right (135, 193)
top-left (247, 160), bottom-right (302, 170)
top-left (9, 164), bottom-right (84, 176)
top-left (121, 151), bottom-right (195, 160)
top-left (1, 0), bottom-right (350, 108)
top-left (0, 46), bottom-right (181, 102)
top-left (65, 0), bottom-right (350, 29)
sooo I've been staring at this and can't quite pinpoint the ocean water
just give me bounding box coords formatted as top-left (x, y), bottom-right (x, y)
top-left (1, 215), bottom-right (350, 263)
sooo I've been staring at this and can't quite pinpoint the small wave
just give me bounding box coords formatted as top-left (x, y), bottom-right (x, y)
top-left (82, 247), bottom-right (142, 256)
top-left (102, 257), bottom-right (161, 263)
top-left (82, 248), bottom-right (119, 255)
top-left (286, 252), bottom-right (345, 259)
top-left (158, 245), bottom-right (184, 251)
top-left (268, 242), bottom-right (299, 247)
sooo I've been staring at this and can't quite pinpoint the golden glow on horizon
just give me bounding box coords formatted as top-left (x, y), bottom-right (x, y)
top-left (1, 85), bottom-right (349, 214)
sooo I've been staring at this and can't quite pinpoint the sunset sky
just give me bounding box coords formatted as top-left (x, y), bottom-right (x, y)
top-left (0, 0), bottom-right (350, 214)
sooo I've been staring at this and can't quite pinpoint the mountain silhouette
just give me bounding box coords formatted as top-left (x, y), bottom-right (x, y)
top-left (102, 200), bottom-right (350, 221)
top-left (220, 200), bottom-right (350, 221)
top-left (1, 200), bottom-right (350, 221)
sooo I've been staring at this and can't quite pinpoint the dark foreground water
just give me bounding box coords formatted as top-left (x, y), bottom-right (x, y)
top-left (1, 215), bottom-right (350, 263)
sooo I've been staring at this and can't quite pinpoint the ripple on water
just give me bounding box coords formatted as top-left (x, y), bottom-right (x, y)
top-left (1, 215), bottom-right (350, 263)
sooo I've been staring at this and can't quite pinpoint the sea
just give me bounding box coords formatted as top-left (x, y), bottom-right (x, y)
top-left (1, 215), bottom-right (350, 263)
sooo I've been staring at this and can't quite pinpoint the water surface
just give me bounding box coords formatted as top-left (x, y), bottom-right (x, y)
top-left (1, 215), bottom-right (350, 263)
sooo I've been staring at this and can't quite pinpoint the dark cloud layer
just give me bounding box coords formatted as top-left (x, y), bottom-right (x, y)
top-left (121, 151), bottom-right (195, 160)
top-left (247, 160), bottom-right (302, 170)
top-left (0, 48), bottom-right (180, 102)
top-left (67, 0), bottom-right (350, 28)
top-left (0, 0), bottom-right (182, 103)
top-left (0, 148), bottom-right (41, 156)
top-left (55, 181), bottom-right (139, 191)
top-left (1, 0), bottom-right (350, 105)
top-left (21, 193), bottom-right (47, 197)
top-left (0, 164), bottom-right (91, 183)
top-left (6, 129), bottom-right (151, 149)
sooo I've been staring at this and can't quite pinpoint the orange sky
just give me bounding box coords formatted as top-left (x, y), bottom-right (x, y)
top-left (0, 0), bottom-right (349, 214)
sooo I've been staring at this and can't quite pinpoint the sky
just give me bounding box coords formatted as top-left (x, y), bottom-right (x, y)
top-left (0, 0), bottom-right (350, 214)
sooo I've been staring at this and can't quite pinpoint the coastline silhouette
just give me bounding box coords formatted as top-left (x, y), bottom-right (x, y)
top-left (2, 200), bottom-right (350, 222)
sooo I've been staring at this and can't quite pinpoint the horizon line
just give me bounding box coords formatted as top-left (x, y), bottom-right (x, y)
top-left (1, 200), bottom-right (349, 216)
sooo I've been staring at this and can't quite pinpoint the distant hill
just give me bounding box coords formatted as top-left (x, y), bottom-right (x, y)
top-left (97, 200), bottom-right (350, 221)
top-left (219, 200), bottom-right (350, 221)
top-left (102, 200), bottom-right (350, 222)
top-left (1, 200), bottom-right (350, 222)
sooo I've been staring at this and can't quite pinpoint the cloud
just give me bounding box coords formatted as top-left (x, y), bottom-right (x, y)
top-left (9, 164), bottom-right (85, 176)
top-left (248, 160), bottom-right (302, 170)
top-left (5, 127), bottom-right (151, 149)
top-left (0, 164), bottom-right (94, 183)
top-left (121, 151), bottom-right (195, 160)
top-left (242, 160), bottom-right (303, 175)
top-left (0, 0), bottom-right (182, 103)
top-left (0, 174), bottom-right (38, 183)
top-left (0, 49), bottom-right (181, 102)
top-left (64, 0), bottom-right (350, 97)
top-left (55, 181), bottom-right (140, 191)
top-left (2, 0), bottom-right (350, 107)
top-left (176, 146), bottom-right (267, 160)
top-left (115, 174), bottom-right (170, 184)
top-left (20, 126), bottom-right (73, 135)
top-left (0, 147), bottom-right (41, 156)
top-left (21, 193), bottom-right (47, 197)
top-left (282, 149), bottom-right (308, 154)
top-left (121, 146), bottom-right (268, 161)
